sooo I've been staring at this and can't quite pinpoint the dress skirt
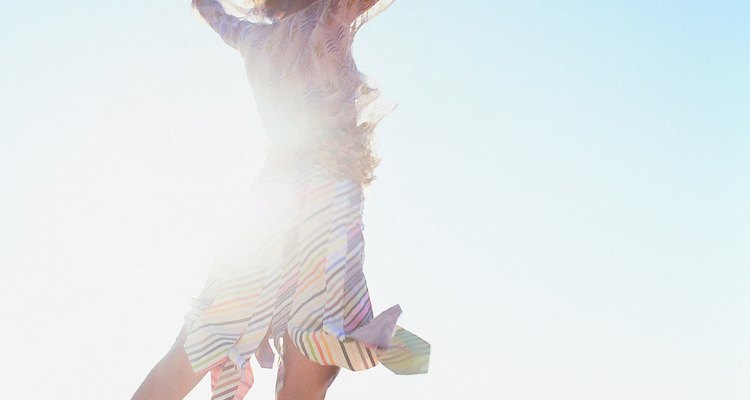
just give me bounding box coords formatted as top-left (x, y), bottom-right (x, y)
top-left (181, 159), bottom-right (430, 400)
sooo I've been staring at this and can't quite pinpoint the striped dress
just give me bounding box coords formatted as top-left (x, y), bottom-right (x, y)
top-left (185, 1), bottom-right (430, 399)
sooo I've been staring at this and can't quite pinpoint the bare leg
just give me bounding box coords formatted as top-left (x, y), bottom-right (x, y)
top-left (275, 332), bottom-right (340, 400)
top-left (131, 324), bottom-right (208, 400)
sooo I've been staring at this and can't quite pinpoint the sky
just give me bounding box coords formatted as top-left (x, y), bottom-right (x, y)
top-left (1, 1), bottom-right (748, 399)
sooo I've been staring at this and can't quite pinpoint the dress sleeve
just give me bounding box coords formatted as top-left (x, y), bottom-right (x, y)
top-left (192, 0), bottom-right (253, 50)
top-left (328, 0), bottom-right (395, 32)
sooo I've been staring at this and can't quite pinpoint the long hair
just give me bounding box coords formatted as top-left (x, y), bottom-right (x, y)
top-left (314, 123), bottom-right (380, 187)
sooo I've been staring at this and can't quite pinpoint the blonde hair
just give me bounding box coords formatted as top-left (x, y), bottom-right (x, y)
top-left (309, 124), bottom-right (380, 187)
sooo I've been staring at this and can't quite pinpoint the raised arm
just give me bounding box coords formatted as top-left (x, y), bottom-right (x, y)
top-left (327, 0), bottom-right (394, 32)
top-left (192, 0), bottom-right (252, 50)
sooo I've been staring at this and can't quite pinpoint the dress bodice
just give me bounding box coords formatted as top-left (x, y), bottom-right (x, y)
top-left (192, 0), bottom-right (397, 185)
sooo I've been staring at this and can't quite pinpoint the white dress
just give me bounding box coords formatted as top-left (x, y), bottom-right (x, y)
top-left (183, 1), bottom-right (430, 399)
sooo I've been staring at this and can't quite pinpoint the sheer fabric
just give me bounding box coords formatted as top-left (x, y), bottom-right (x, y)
top-left (185, 2), bottom-right (430, 400)
top-left (192, 0), bottom-right (398, 185)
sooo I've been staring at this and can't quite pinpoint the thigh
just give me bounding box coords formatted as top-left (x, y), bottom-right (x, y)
top-left (168, 324), bottom-right (209, 395)
top-left (275, 332), bottom-right (340, 400)
top-left (132, 324), bottom-right (208, 400)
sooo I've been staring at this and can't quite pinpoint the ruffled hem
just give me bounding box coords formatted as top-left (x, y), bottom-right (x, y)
top-left (183, 301), bottom-right (430, 375)
top-left (182, 303), bottom-right (429, 400)
top-left (270, 303), bottom-right (429, 373)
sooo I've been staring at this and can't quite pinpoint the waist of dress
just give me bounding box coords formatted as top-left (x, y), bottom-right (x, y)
top-left (261, 139), bottom-right (349, 183)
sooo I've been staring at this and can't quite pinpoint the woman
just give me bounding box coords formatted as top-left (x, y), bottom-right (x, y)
top-left (132, 1), bottom-right (429, 399)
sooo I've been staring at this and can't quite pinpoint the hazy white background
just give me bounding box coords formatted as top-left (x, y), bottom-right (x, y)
top-left (1, 1), bottom-right (748, 399)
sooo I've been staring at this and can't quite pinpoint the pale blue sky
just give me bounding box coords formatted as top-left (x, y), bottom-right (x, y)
top-left (1, 1), bottom-right (748, 399)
